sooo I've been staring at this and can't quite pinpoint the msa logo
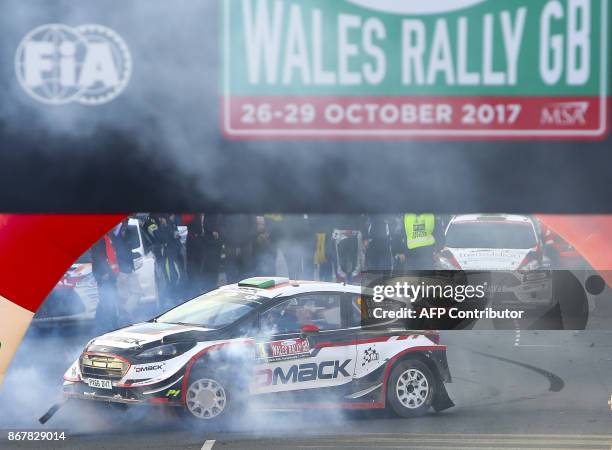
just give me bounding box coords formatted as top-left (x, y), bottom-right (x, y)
top-left (15, 24), bottom-right (131, 105)
top-left (255, 359), bottom-right (352, 387)
top-left (540, 102), bottom-right (589, 126)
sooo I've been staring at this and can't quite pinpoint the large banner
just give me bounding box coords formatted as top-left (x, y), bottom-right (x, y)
top-left (222, 0), bottom-right (609, 139)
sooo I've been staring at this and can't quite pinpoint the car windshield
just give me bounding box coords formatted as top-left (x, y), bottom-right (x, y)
top-left (446, 221), bottom-right (537, 249)
top-left (155, 289), bottom-right (264, 328)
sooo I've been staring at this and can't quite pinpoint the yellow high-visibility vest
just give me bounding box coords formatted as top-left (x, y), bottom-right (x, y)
top-left (404, 214), bottom-right (436, 250)
top-left (314, 233), bottom-right (327, 264)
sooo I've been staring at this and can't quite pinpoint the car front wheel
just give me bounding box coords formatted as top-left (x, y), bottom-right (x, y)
top-left (180, 372), bottom-right (234, 422)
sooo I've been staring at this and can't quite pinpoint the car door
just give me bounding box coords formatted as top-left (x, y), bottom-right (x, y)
top-left (251, 293), bottom-right (356, 397)
top-left (129, 221), bottom-right (157, 301)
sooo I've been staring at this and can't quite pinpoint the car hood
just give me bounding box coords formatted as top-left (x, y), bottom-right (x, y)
top-left (449, 248), bottom-right (530, 270)
top-left (89, 322), bottom-right (214, 350)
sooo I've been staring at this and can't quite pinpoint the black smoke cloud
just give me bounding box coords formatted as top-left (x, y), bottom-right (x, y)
top-left (0, 0), bottom-right (610, 213)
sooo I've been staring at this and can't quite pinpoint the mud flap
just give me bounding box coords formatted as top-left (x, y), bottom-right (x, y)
top-left (432, 382), bottom-right (454, 412)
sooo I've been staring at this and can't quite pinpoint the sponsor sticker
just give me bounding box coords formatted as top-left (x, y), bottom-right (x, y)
top-left (254, 359), bottom-right (352, 387)
top-left (361, 346), bottom-right (380, 366)
top-left (223, 0), bottom-right (608, 139)
top-left (130, 362), bottom-right (166, 379)
top-left (259, 338), bottom-right (311, 362)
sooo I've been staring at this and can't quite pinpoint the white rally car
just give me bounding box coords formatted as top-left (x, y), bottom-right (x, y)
top-left (63, 278), bottom-right (453, 421)
top-left (436, 214), bottom-right (545, 271)
top-left (435, 214), bottom-right (552, 311)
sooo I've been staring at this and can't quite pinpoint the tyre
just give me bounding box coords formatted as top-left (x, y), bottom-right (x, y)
top-left (180, 371), bottom-right (233, 422)
top-left (386, 359), bottom-right (436, 417)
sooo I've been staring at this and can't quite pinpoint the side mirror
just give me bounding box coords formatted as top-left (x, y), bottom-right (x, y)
top-left (300, 324), bottom-right (320, 334)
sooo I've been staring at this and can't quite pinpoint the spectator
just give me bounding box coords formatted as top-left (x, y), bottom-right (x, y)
top-left (147, 214), bottom-right (184, 307)
top-left (201, 213), bottom-right (222, 293)
top-left (112, 220), bottom-right (140, 321)
top-left (310, 214), bottom-right (335, 281)
top-left (278, 214), bottom-right (315, 280)
top-left (221, 214), bottom-right (258, 283)
top-left (364, 214), bottom-right (393, 271)
top-left (392, 214), bottom-right (445, 271)
top-left (91, 234), bottom-right (119, 330)
top-left (254, 216), bottom-right (276, 276)
top-left (185, 214), bottom-right (206, 294)
top-left (330, 214), bottom-right (367, 282)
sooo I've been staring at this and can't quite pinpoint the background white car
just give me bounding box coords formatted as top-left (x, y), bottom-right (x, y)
top-left (434, 214), bottom-right (554, 315)
top-left (435, 214), bottom-right (545, 271)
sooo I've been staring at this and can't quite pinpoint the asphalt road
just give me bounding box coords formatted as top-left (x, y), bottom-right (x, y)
top-left (1, 326), bottom-right (612, 450)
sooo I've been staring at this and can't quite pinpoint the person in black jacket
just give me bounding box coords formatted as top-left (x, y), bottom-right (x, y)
top-left (112, 220), bottom-right (140, 321)
top-left (200, 213), bottom-right (222, 293)
top-left (186, 214), bottom-right (206, 294)
top-left (147, 214), bottom-right (183, 307)
top-left (364, 215), bottom-right (393, 272)
top-left (221, 214), bottom-right (258, 283)
top-left (186, 213), bottom-right (223, 294)
top-left (91, 235), bottom-right (119, 330)
top-left (278, 214), bottom-right (315, 280)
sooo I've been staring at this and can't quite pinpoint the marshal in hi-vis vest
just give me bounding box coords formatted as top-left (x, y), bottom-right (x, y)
top-left (404, 214), bottom-right (436, 250)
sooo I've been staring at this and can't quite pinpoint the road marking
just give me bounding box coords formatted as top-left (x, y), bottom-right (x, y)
top-left (514, 319), bottom-right (521, 346)
top-left (512, 325), bottom-right (564, 348)
top-left (514, 344), bottom-right (563, 348)
top-left (201, 440), bottom-right (215, 450)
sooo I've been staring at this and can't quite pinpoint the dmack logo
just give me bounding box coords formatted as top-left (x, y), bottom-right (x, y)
top-left (135, 364), bottom-right (163, 373)
top-left (255, 360), bottom-right (352, 386)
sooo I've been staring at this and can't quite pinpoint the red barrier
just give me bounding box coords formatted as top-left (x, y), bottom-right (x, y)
top-left (536, 215), bottom-right (612, 286)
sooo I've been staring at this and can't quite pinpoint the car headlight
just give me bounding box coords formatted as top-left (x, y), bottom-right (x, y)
top-left (63, 358), bottom-right (81, 382)
top-left (436, 258), bottom-right (457, 270)
top-left (435, 250), bottom-right (461, 270)
top-left (136, 342), bottom-right (194, 359)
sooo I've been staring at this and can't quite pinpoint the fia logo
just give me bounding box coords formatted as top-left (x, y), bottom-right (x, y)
top-left (15, 24), bottom-right (131, 105)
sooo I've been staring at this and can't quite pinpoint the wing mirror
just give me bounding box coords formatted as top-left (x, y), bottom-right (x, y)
top-left (300, 324), bottom-right (320, 334)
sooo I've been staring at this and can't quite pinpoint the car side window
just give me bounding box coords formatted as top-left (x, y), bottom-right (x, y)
top-left (260, 294), bottom-right (342, 335)
top-left (346, 294), bottom-right (363, 328)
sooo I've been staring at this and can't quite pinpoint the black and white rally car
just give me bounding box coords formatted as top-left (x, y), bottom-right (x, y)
top-left (63, 277), bottom-right (454, 420)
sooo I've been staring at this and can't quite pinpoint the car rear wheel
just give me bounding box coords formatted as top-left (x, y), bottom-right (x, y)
top-left (387, 360), bottom-right (435, 417)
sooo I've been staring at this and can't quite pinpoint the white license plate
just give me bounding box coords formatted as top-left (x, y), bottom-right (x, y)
top-left (87, 378), bottom-right (112, 389)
